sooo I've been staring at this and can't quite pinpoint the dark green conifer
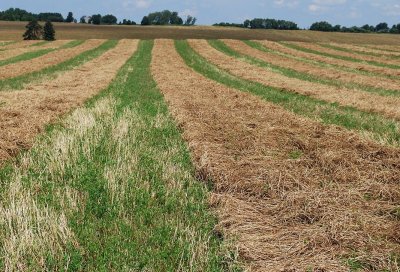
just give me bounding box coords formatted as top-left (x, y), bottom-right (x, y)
top-left (23, 20), bottom-right (43, 40)
top-left (43, 20), bottom-right (56, 41)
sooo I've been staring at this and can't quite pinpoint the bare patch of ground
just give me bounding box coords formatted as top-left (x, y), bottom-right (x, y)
top-left (0, 39), bottom-right (104, 80)
top-left (151, 39), bottom-right (400, 271)
top-left (190, 40), bottom-right (400, 121)
top-left (224, 39), bottom-right (400, 92)
top-left (260, 40), bottom-right (400, 78)
top-left (0, 39), bottom-right (138, 164)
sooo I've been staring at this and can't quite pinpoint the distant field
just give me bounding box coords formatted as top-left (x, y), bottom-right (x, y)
top-left (0, 38), bottom-right (400, 271)
top-left (2, 21), bottom-right (400, 44)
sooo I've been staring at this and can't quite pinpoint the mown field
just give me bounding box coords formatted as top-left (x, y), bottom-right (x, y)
top-left (0, 37), bottom-right (399, 271)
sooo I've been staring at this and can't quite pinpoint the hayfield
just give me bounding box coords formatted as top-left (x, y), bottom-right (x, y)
top-left (0, 36), bottom-right (399, 271)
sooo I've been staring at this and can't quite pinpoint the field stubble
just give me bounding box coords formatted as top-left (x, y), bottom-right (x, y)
top-left (152, 39), bottom-right (400, 271)
top-left (0, 39), bottom-right (137, 164)
top-left (189, 39), bottom-right (400, 121)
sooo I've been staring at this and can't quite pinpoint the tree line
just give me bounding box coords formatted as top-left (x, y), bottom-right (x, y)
top-left (215, 18), bottom-right (400, 34)
top-left (214, 18), bottom-right (299, 30)
top-left (0, 8), bottom-right (197, 26)
top-left (310, 21), bottom-right (400, 34)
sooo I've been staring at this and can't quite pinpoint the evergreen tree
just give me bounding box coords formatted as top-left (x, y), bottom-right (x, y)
top-left (65, 12), bottom-right (74, 23)
top-left (23, 20), bottom-right (43, 40)
top-left (43, 20), bottom-right (55, 41)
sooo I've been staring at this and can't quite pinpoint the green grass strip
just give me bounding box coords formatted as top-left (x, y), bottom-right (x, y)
top-left (0, 40), bottom-right (235, 271)
top-left (281, 42), bottom-right (400, 70)
top-left (318, 43), bottom-right (400, 59)
top-left (176, 40), bottom-right (400, 146)
top-left (0, 40), bottom-right (117, 91)
top-left (214, 40), bottom-right (400, 97)
top-left (0, 41), bottom-right (83, 67)
top-left (0, 48), bottom-right (54, 66)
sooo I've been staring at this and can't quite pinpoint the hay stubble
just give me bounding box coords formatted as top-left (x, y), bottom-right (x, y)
top-left (151, 39), bottom-right (400, 271)
top-left (0, 39), bottom-right (138, 164)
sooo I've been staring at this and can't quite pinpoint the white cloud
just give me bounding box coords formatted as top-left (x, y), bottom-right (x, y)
top-left (308, 0), bottom-right (347, 13)
top-left (136, 0), bottom-right (151, 8)
top-left (274, 0), bottom-right (299, 8)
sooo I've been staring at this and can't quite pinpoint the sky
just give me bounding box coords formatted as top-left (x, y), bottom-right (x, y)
top-left (1, 0), bottom-right (400, 28)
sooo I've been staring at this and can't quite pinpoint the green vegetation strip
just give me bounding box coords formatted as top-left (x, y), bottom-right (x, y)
top-left (319, 43), bottom-right (400, 59)
top-left (0, 40), bottom-right (116, 91)
top-left (0, 40), bottom-right (83, 67)
top-left (211, 40), bottom-right (400, 97)
top-left (176, 40), bottom-right (400, 147)
top-left (281, 42), bottom-right (400, 70)
top-left (0, 40), bottom-right (233, 271)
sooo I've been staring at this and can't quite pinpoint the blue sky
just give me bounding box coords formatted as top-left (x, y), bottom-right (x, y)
top-left (1, 0), bottom-right (400, 28)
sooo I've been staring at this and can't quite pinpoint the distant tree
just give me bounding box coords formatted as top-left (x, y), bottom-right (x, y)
top-left (170, 11), bottom-right (183, 25)
top-left (80, 16), bottom-right (86, 23)
top-left (23, 20), bottom-right (43, 40)
top-left (390, 24), bottom-right (400, 34)
top-left (90, 14), bottom-right (102, 25)
top-left (244, 19), bottom-right (251, 28)
top-left (101, 14), bottom-right (117, 24)
top-left (310, 21), bottom-right (333, 31)
top-left (38, 12), bottom-right (64, 22)
top-left (376, 22), bottom-right (389, 33)
top-left (184, 15), bottom-right (197, 26)
top-left (247, 18), bottom-right (298, 30)
top-left (121, 19), bottom-right (136, 25)
top-left (0, 8), bottom-right (36, 21)
top-left (141, 16), bottom-right (150, 25)
top-left (43, 20), bottom-right (55, 40)
top-left (65, 12), bottom-right (74, 23)
top-left (333, 24), bottom-right (341, 32)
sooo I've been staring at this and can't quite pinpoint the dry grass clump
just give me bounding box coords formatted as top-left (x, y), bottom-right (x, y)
top-left (151, 39), bottom-right (400, 271)
top-left (260, 40), bottom-right (400, 78)
top-left (223, 39), bottom-right (400, 92)
top-left (189, 39), bottom-right (400, 120)
top-left (0, 39), bottom-right (138, 165)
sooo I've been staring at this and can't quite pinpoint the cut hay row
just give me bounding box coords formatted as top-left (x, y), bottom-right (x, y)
top-left (0, 40), bottom-right (73, 62)
top-left (0, 39), bottom-right (137, 164)
top-left (0, 39), bottom-right (105, 80)
top-left (0, 40), bottom-right (228, 271)
top-left (223, 39), bottom-right (400, 94)
top-left (262, 41), bottom-right (400, 78)
top-left (178, 40), bottom-right (400, 148)
top-left (365, 44), bottom-right (400, 53)
top-left (324, 42), bottom-right (400, 57)
top-left (289, 41), bottom-right (400, 68)
top-left (189, 40), bottom-right (400, 121)
top-left (283, 41), bottom-right (400, 76)
top-left (0, 40), bottom-right (117, 92)
top-left (0, 40), bottom-right (41, 50)
top-left (152, 39), bottom-right (400, 271)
